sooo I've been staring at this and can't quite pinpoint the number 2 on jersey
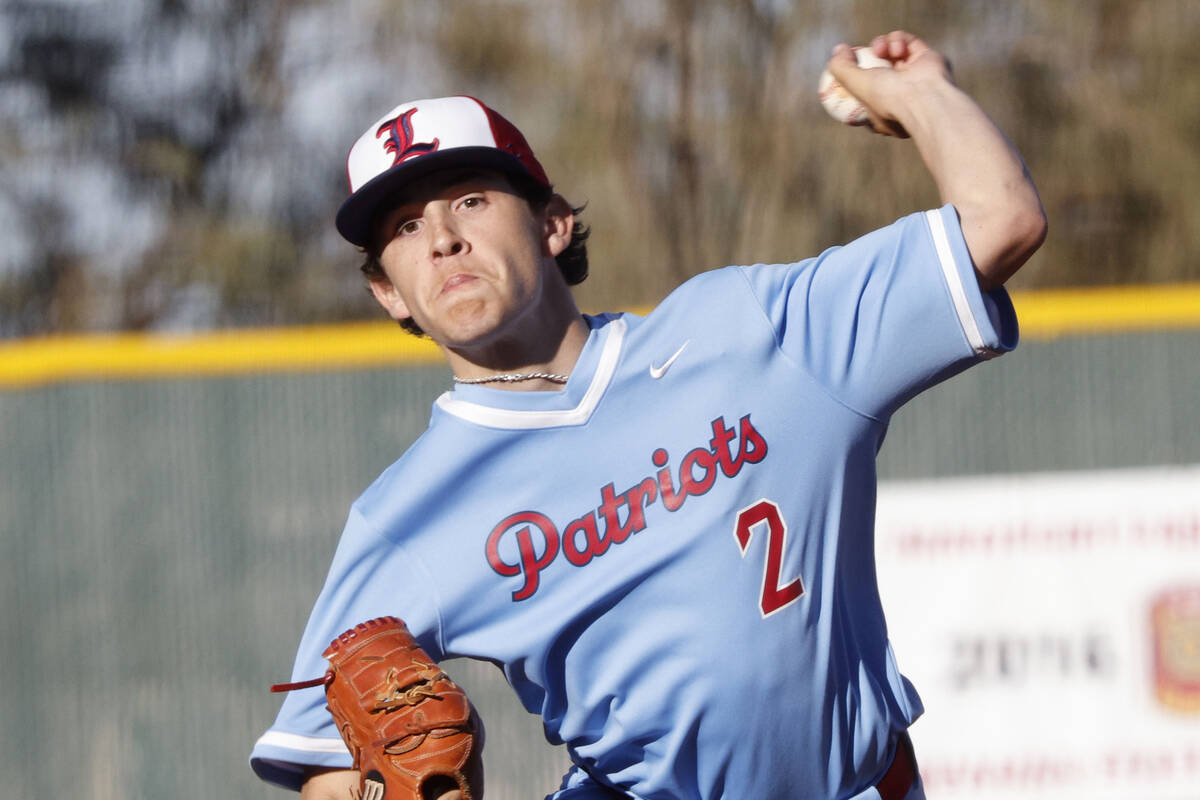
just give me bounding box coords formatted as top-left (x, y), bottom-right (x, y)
top-left (733, 499), bottom-right (805, 617)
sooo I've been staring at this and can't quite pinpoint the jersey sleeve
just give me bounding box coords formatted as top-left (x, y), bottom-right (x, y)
top-left (737, 204), bottom-right (1018, 419)
top-left (249, 506), bottom-right (443, 791)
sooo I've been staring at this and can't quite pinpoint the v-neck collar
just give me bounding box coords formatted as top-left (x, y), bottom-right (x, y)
top-left (433, 315), bottom-right (625, 430)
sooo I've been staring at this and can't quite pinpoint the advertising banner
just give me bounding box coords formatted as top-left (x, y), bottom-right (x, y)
top-left (876, 466), bottom-right (1200, 800)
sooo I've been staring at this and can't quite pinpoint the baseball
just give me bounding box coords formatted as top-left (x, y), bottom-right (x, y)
top-left (818, 47), bottom-right (893, 126)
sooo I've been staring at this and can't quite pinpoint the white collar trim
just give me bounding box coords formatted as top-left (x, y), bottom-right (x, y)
top-left (434, 317), bottom-right (625, 429)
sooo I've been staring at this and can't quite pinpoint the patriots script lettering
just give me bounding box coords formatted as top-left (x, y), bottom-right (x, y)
top-left (486, 415), bottom-right (769, 601)
top-left (376, 108), bottom-right (439, 165)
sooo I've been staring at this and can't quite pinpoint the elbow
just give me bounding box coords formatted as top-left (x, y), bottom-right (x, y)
top-left (1016, 201), bottom-right (1048, 261)
top-left (975, 200), bottom-right (1047, 291)
top-left (1007, 200), bottom-right (1048, 277)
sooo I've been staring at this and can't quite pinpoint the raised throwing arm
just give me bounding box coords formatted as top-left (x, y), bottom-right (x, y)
top-left (828, 31), bottom-right (1047, 290)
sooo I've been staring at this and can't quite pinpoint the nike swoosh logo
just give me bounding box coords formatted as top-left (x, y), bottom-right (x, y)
top-left (650, 340), bottom-right (690, 379)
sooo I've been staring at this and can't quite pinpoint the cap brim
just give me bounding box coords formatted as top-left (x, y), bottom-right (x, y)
top-left (335, 147), bottom-right (544, 248)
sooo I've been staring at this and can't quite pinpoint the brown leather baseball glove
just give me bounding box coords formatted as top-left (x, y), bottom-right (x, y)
top-left (272, 616), bottom-right (483, 800)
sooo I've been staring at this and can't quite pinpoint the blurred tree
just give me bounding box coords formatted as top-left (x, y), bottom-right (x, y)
top-left (1, 0), bottom-right (1198, 339)
top-left (0, 0), bottom-right (369, 336)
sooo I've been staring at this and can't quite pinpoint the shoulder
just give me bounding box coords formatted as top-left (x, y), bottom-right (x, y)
top-left (351, 421), bottom-right (452, 530)
top-left (645, 210), bottom-right (951, 318)
top-left (641, 265), bottom-right (763, 323)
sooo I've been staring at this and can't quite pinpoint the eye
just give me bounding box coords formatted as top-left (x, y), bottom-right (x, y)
top-left (457, 195), bottom-right (484, 211)
top-left (395, 218), bottom-right (422, 237)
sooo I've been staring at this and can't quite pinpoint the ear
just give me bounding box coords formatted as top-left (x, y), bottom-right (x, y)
top-left (367, 274), bottom-right (412, 321)
top-left (542, 194), bottom-right (575, 258)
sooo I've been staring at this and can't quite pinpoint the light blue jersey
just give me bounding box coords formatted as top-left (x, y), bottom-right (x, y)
top-left (252, 205), bottom-right (1016, 799)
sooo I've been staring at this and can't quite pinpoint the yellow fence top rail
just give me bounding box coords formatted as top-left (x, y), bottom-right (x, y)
top-left (1013, 283), bottom-right (1200, 337)
top-left (0, 321), bottom-right (443, 388)
top-left (2, 284), bottom-right (1198, 388)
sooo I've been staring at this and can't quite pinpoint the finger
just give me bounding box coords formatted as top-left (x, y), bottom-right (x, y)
top-left (828, 42), bottom-right (858, 69)
top-left (868, 33), bottom-right (903, 61)
top-left (865, 114), bottom-right (909, 139)
top-left (826, 43), bottom-right (869, 87)
top-left (870, 31), bottom-right (928, 63)
top-left (904, 35), bottom-right (933, 59)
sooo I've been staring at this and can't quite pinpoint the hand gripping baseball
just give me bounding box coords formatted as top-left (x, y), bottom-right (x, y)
top-left (825, 31), bottom-right (954, 138)
top-left (272, 617), bottom-right (484, 800)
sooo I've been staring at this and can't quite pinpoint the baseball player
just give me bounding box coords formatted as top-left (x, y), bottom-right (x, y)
top-left (252, 32), bottom-right (1045, 800)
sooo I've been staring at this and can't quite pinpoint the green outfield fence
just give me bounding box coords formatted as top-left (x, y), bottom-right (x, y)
top-left (2, 285), bottom-right (1199, 799)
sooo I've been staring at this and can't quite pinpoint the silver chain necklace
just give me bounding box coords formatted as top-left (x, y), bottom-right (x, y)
top-left (453, 371), bottom-right (569, 385)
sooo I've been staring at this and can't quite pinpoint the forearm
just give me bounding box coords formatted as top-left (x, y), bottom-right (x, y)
top-left (300, 768), bottom-right (464, 800)
top-left (828, 34), bottom-right (1047, 289)
top-left (896, 78), bottom-right (1046, 289)
top-left (300, 768), bottom-right (358, 800)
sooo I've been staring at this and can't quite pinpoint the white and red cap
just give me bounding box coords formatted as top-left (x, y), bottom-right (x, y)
top-left (335, 95), bottom-right (551, 247)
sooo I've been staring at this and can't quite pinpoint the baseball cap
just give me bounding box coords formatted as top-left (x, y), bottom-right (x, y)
top-left (336, 95), bottom-right (551, 248)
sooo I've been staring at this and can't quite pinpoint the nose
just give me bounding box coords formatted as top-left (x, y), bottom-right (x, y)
top-left (428, 209), bottom-right (467, 259)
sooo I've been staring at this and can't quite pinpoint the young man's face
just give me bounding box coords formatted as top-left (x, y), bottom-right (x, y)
top-left (368, 169), bottom-right (572, 351)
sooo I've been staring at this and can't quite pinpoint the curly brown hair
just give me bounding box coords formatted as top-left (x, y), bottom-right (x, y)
top-left (359, 174), bottom-right (589, 337)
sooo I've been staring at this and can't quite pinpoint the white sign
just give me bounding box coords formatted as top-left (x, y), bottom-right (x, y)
top-left (876, 466), bottom-right (1200, 800)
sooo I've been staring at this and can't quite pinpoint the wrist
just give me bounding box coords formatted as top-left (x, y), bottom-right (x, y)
top-left (890, 77), bottom-right (972, 139)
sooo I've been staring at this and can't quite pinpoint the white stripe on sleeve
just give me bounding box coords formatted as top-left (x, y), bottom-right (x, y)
top-left (924, 208), bottom-right (1000, 359)
top-left (255, 730), bottom-right (350, 756)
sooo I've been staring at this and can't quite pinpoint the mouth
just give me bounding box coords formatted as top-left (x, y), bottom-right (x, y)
top-left (439, 273), bottom-right (478, 296)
